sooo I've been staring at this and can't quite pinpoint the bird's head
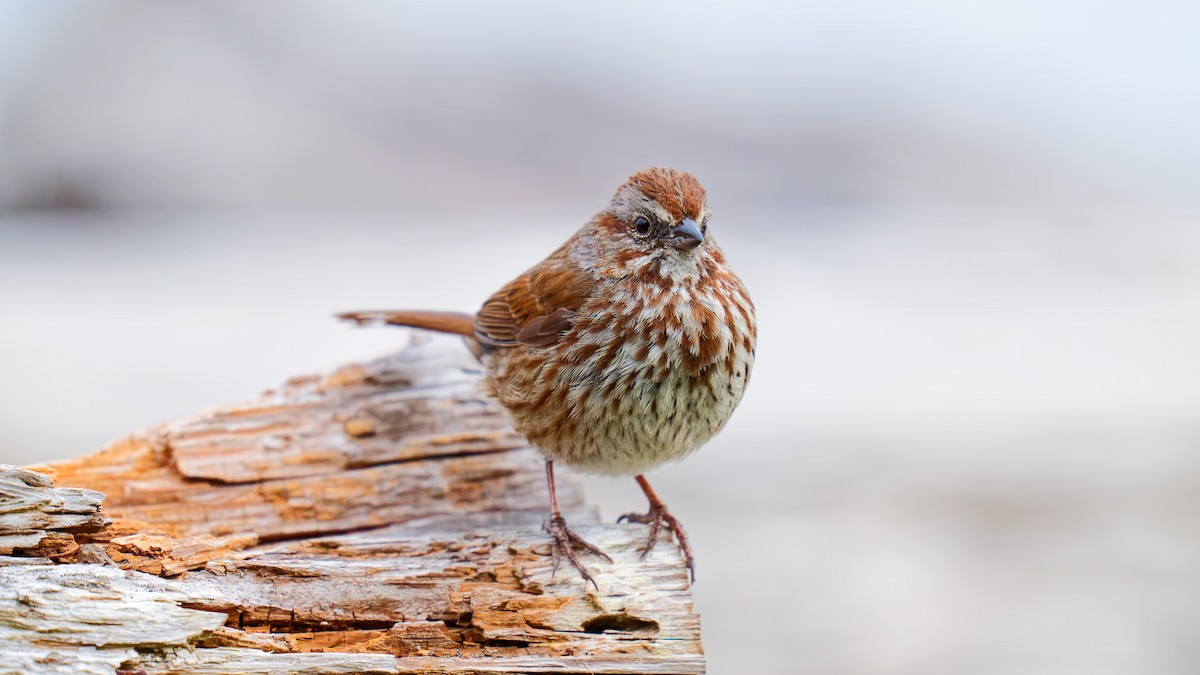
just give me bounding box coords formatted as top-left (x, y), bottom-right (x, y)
top-left (580, 168), bottom-right (718, 282)
top-left (607, 167), bottom-right (709, 252)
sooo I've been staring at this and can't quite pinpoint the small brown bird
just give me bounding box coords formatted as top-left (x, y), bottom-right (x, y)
top-left (340, 168), bottom-right (756, 586)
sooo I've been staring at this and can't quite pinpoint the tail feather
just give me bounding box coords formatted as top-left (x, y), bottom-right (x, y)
top-left (337, 310), bottom-right (476, 337)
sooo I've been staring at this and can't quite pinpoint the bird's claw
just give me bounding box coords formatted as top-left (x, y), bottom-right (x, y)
top-left (545, 513), bottom-right (611, 590)
top-left (618, 503), bottom-right (695, 581)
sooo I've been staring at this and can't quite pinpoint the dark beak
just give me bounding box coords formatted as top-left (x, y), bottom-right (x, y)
top-left (670, 218), bottom-right (705, 250)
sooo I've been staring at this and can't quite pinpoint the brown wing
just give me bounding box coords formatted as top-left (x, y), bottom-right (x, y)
top-left (474, 243), bottom-right (594, 348)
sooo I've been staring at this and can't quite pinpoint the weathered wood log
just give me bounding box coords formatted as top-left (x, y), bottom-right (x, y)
top-left (1, 336), bottom-right (704, 674)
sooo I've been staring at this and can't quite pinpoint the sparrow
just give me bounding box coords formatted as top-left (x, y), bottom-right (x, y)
top-left (340, 167), bottom-right (756, 586)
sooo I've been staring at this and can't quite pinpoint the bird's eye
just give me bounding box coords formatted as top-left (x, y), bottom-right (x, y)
top-left (634, 216), bottom-right (651, 235)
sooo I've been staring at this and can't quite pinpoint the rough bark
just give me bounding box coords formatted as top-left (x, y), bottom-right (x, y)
top-left (0, 337), bottom-right (704, 674)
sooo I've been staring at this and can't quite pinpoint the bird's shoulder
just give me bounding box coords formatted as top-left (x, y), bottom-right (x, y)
top-left (474, 240), bottom-right (596, 347)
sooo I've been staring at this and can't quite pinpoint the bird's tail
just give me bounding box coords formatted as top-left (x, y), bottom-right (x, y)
top-left (336, 310), bottom-right (476, 337)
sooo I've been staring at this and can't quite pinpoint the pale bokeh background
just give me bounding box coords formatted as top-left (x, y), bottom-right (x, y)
top-left (2, 2), bottom-right (1198, 673)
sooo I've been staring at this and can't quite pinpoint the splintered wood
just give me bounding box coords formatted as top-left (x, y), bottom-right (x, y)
top-left (0, 465), bottom-right (108, 559)
top-left (1, 337), bottom-right (705, 675)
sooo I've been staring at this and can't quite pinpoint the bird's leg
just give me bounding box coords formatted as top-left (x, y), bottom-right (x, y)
top-left (618, 474), bottom-right (695, 581)
top-left (543, 459), bottom-right (611, 589)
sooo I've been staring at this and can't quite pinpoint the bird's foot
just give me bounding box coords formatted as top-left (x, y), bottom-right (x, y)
top-left (545, 512), bottom-right (612, 590)
top-left (618, 502), bottom-right (695, 581)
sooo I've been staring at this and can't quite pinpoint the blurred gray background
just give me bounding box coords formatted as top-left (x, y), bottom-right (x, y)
top-left (2, 2), bottom-right (1198, 673)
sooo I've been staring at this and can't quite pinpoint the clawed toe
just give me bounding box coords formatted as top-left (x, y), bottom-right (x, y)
top-left (545, 513), bottom-right (611, 589)
top-left (617, 504), bottom-right (695, 581)
top-left (617, 511), bottom-right (651, 525)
